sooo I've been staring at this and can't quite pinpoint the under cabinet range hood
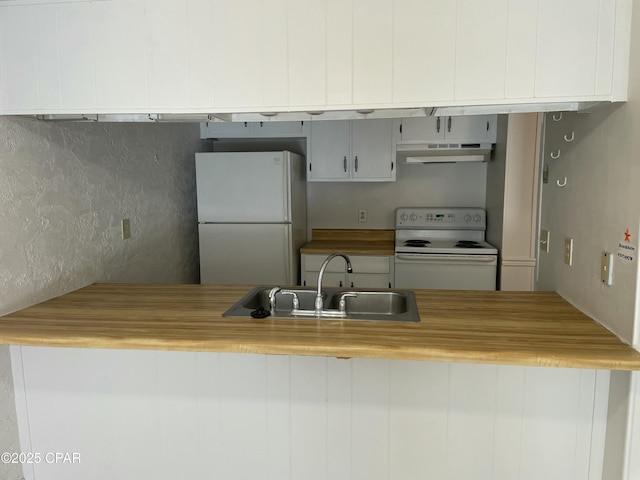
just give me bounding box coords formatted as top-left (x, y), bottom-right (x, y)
top-left (396, 142), bottom-right (493, 164)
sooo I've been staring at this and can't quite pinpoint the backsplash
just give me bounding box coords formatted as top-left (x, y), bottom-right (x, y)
top-left (307, 161), bottom-right (488, 235)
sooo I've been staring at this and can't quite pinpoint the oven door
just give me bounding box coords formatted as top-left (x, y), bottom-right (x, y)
top-left (394, 253), bottom-right (497, 290)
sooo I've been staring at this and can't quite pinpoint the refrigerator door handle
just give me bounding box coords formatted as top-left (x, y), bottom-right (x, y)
top-left (283, 154), bottom-right (291, 223)
top-left (284, 225), bottom-right (292, 283)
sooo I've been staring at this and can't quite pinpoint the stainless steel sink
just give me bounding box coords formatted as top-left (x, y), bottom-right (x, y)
top-left (223, 286), bottom-right (420, 322)
top-left (327, 290), bottom-right (409, 315)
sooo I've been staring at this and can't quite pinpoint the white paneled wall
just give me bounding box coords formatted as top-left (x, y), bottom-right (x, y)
top-left (13, 347), bottom-right (610, 480)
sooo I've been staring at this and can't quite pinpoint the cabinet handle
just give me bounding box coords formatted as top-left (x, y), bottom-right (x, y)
top-left (354, 156), bottom-right (358, 172)
top-left (350, 281), bottom-right (354, 288)
top-left (447, 116), bottom-right (452, 133)
top-left (436, 117), bottom-right (441, 133)
top-left (339, 280), bottom-right (343, 287)
top-left (343, 156), bottom-right (347, 172)
top-left (391, 161), bottom-right (394, 171)
top-left (486, 121), bottom-right (490, 131)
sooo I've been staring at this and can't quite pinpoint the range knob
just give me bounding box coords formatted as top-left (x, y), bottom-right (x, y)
top-left (464, 214), bottom-right (472, 222)
top-left (410, 213), bottom-right (418, 221)
top-left (400, 213), bottom-right (408, 221)
top-left (473, 214), bottom-right (482, 222)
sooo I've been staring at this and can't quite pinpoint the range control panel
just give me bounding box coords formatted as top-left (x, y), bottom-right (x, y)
top-left (395, 207), bottom-right (486, 230)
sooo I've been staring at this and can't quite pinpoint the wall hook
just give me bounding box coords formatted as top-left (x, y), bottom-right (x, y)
top-left (564, 131), bottom-right (575, 142)
top-left (552, 113), bottom-right (563, 121)
top-left (556, 177), bottom-right (567, 187)
top-left (550, 150), bottom-right (561, 159)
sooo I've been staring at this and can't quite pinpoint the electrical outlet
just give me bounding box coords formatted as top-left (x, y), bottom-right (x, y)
top-left (564, 237), bottom-right (573, 266)
top-left (121, 219), bottom-right (131, 240)
top-left (601, 252), bottom-right (613, 286)
top-left (540, 229), bottom-right (550, 253)
top-left (358, 209), bottom-right (367, 223)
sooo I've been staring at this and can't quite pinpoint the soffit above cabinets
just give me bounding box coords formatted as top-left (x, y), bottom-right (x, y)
top-left (30, 102), bottom-right (602, 124)
top-left (0, 1), bottom-right (631, 118)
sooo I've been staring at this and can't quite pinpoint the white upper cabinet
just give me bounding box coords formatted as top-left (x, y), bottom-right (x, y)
top-left (309, 121), bottom-right (352, 181)
top-left (309, 119), bottom-right (395, 182)
top-left (200, 121), bottom-right (308, 138)
top-left (0, 0), bottom-right (631, 115)
top-left (396, 116), bottom-right (497, 144)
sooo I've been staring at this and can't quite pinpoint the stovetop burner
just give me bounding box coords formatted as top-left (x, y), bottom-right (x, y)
top-left (455, 240), bottom-right (482, 248)
top-left (404, 239), bottom-right (431, 247)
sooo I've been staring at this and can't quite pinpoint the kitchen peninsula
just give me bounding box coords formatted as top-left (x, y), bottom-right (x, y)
top-left (2, 283), bottom-right (639, 370)
top-left (5, 282), bottom-right (638, 480)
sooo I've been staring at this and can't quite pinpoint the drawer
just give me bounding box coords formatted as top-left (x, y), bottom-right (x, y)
top-left (303, 254), bottom-right (391, 274)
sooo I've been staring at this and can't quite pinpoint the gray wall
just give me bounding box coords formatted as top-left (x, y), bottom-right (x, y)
top-left (0, 117), bottom-right (203, 479)
top-left (307, 161), bottom-right (488, 234)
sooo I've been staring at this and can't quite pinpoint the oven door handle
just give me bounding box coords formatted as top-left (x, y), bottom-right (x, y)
top-left (395, 254), bottom-right (497, 263)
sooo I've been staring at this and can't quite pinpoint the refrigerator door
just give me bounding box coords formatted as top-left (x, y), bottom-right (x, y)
top-left (199, 223), bottom-right (295, 285)
top-left (196, 152), bottom-right (292, 223)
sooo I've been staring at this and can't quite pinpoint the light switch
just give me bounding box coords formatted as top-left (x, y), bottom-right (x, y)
top-left (540, 229), bottom-right (550, 253)
top-left (601, 252), bottom-right (613, 286)
top-left (564, 238), bottom-right (573, 266)
top-left (122, 219), bottom-right (131, 240)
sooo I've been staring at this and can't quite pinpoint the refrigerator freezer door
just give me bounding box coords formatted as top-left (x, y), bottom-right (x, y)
top-left (199, 223), bottom-right (295, 285)
top-left (196, 152), bottom-right (291, 223)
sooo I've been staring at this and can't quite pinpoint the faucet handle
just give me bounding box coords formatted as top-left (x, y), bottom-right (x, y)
top-left (280, 290), bottom-right (300, 310)
top-left (338, 293), bottom-right (358, 312)
top-left (267, 286), bottom-right (281, 312)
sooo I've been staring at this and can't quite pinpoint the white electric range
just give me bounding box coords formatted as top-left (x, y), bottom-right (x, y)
top-left (394, 207), bottom-right (498, 290)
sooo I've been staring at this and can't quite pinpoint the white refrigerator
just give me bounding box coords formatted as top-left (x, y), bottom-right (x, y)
top-left (196, 151), bottom-right (307, 285)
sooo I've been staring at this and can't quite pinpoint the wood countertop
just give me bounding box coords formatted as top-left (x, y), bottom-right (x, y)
top-left (2, 283), bottom-right (640, 371)
top-left (300, 229), bottom-right (395, 255)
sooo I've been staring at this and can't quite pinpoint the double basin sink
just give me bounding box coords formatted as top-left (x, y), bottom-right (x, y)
top-left (223, 286), bottom-right (421, 323)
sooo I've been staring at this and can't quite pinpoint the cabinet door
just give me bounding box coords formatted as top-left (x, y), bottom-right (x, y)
top-left (309, 121), bottom-right (351, 180)
top-left (303, 272), bottom-right (346, 288)
top-left (201, 122), bottom-right (251, 137)
top-left (348, 274), bottom-right (391, 289)
top-left (445, 115), bottom-right (495, 142)
top-left (251, 121), bottom-right (305, 136)
top-left (351, 119), bottom-right (394, 180)
top-left (398, 117), bottom-right (443, 143)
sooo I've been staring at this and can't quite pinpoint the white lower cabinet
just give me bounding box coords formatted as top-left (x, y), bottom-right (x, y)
top-left (302, 254), bottom-right (393, 288)
top-left (12, 346), bottom-right (611, 480)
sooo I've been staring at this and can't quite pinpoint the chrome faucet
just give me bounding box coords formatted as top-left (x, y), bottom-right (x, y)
top-left (315, 252), bottom-right (353, 313)
top-left (268, 286), bottom-right (281, 312)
